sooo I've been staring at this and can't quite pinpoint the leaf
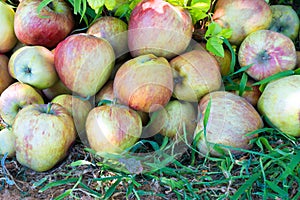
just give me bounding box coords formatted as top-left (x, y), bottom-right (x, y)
top-left (206, 37), bottom-right (224, 57)
top-left (166, 0), bottom-right (185, 6)
top-left (219, 28), bottom-right (233, 39)
top-left (39, 178), bottom-right (79, 192)
top-left (37, 0), bottom-right (52, 17)
top-left (87, 0), bottom-right (104, 13)
top-left (266, 180), bottom-right (289, 198)
top-left (104, 178), bottom-right (122, 200)
top-left (68, 160), bottom-right (95, 167)
top-left (231, 172), bottom-right (261, 199)
top-left (205, 22), bottom-right (222, 38)
top-left (105, 0), bottom-right (116, 10)
top-left (160, 177), bottom-right (185, 190)
top-left (238, 73), bottom-right (248, 96)
top-left (188, 8), bottom-right (208, 24)
top-left (114, 3), bottom-right (130, 18)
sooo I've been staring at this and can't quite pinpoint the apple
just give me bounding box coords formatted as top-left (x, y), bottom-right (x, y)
top-left (238, 30), bottom-right (297, 81)
top-left (0, 82), bottom-right (44, 125)
top-left (14, 0), bottom-right (75, 48)
top-left (11, 46), bottom-right (59, 89)
top-left (258, 75), bottom-right (300, 137)
top-left (86, 104), bottom-right (142, 154)
top-left (296, 51), bottom-right (300, 69)
top-left (0, 127), bottom-right (16, 158)
top-left (54, 33), bottom-right (115, 97)
top-left (0, 1), bottom-right (18, 53)
top-left (128, 0), bottom-right (193, 59)
top-left (87, 16), bottom-right (128, 58)
top-left (114, 54), bottom-right (173, 113)
top-left (13, 103), bottom-right (76, 172)
top-left (0, 54), bottom-right (14, 94)
top-left (213, 0), bottom-right (272, 46)
top-left (170, 49), bottom-right (222, 102)
top-left (51, 94), bottom-right (92, 141)
top-left (42, 79), bottom-right (72, 101)
top-left (194, 91), bottom-right (263, 157)
top-left (269, 5), bottom-right (300, 41)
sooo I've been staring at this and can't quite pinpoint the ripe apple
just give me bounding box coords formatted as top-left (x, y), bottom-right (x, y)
top-left (114, 54), bottom-right (173, 113)
top-left (0, 82), bottom-right (44, 125)
top-left (86, 104), bottom-right (142, 154)
top-left (11, 46), bottom-right (59, 89)
top-left (14, 0), bottom-right (75, 48)
top-left (269, 5), bottom-right (300, 41)
top-left (0, 1), bottom-right (18, 53)
top-left (170, 49), bottom-right (222, 102)
top-left (258, 75), bottom-right (300, 137)
top-left (87, 16), bottom-right (128, 58)
top-left (213, 0), bottom-right (272, 46)
top-left (0, 54), bottom-right (14, 94)
top-left (42, 79), bottom-right (72, 101)
top-left (128, 0), bottom-right (193, 59)
top-left (13, 103), bottom-right (76, 172)
top-left (54, 33), bottom-right (115, 97)
top-left (194, 91), bottom-right (263, 157)
top-left (51, 94), bottom-right (92, 141)
top-left (238, 30), bottom-right (297, 81)
top-left (0, 127), bottom-right (16, 158)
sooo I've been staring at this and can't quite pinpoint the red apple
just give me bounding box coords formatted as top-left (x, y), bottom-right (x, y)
top-left (13, 103), bottom-right (76, 172)
top-left (0, 82), bottom-right (44, 125)
top-left (128, 0), bottom-right (193, 59)
top-left (0, 1), bottom-right (18, 53)
top-left (194, 91), bottom-right (263, 157)
top-left (55, 33), bottom-right (115, 97)
top-left (86, 104), bottom-right (142, 154)
top-left (14, 0), bottom-right (75, 48)
top-left (213, 0), bottom-right (272, 46)
top-left (170, 49), bottom-right (222, 102)
top-left (238, 30), bottom-right (297, 81)
top-left (114, 54), bottom-right (173, 113)
top-left (0, 54), bottom-right (14, 94)
top-left (87, 16), bottom-right (128, 58)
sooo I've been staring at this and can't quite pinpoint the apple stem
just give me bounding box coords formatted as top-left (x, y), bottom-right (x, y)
top-left (46, 103), bottom-right (52, 114)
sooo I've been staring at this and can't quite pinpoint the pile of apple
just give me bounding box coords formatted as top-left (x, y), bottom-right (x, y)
top-left (0, 0), bottom-right (299, 172)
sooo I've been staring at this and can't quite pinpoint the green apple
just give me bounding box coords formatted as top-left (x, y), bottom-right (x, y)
top-left (0, 127), bottom-right (16, 158)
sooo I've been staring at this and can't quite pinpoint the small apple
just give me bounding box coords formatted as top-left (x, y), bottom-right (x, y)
top-left (194, 91), bottom-right (263, 157)
top-left (269, 5), bottom-right (300, 41)
top-left (14, 0), bottom-right (75, 48)
top-left (0, 127), bottom-right (16, 158)
top-left (51, 94), bottom-right (92, 141)
top-left (87, 16), bottom-right (128, 58)
top-left (11, 46), bottom-right (59, 89)
top-left (238, 30), bottom-right (297, 81)
top-left (42, 79), bottom-right (72, 101)
top-left (13, 103), bottom-right (76, 172)
top-left (0, 1), bottom-right (18, 53)
top-left (128, 0), bottom-right (194, 59)
top-left (213, 0), bottom-right (272, 46)
top-left (0, 54), bottom-right (14, 94)
top-left (170, 49), bottom-right (222, 102)
top-left (0, 82), bottom-right (44, 125)
top-left (54, 33), bottom-right (115, 97)
top-left (86, 104), bottom-right (142, 154)
top-left (257, 75), bottom-right (300, 137)
top-left (114, 54), bottom-right (173, 113)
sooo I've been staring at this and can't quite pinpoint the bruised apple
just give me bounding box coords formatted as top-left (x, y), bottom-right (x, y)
top-left (86, 104), bottom-right (142, 154)
top-left (194, 91), bottom-right (263, 157)
top-left (258, 75), bottom-right (300, 137)
top-left (114, 54), bottom-right (173, 113)
top-left (238, 30), bottom-right (297, 81)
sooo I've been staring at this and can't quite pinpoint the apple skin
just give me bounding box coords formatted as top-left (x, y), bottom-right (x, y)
top-left (42, 79), bottom-right (72, 101)
top-left (296, 51), bottom-right (300, 69)
top-left (269, 5), bottom-right (300, 41)
top-left (14, 0), bottom-right (75, 48)
top-left (128, 0), bottom-right (193, 59)
top-left (257, 75), bottom-right (300, 137)
top-left (0, 1), bottom-right (18, 53)
top-left (54, 33), bottom-right (115, 97)
top-left (0, 127), bottom-right (16, 158)
top-left (0, 54), bottom-right (14, 94)
top-left (51, 94), bottom-right (92, 141)
top-left (0, 82), bottom-right (44, 125)
top-left (170, 49), bottom-right (222, 102)
top-left (194, 91), bottom-right (263, 157)
top-left (12, 46), bottom-right (59, 89)
top-left (13, 103), bottom-right (76, 172)
top-left (114, 54), bottom-right (173, 113)
top-left (238, 30), bottom-right (297, 81)
top-left (213, 0), bottom-right (272, 46)
top-left (86, 104), bottom-right (142, 154)
top-left (87, 16), bottom-right (128, 58)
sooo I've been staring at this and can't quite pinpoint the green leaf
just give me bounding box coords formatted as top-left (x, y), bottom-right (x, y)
top-left (37, 0), bottom-right (52, 17)
top-left (39, 178), bottom-right (79, 192)
top-left (68, 160), bottom-right (95, 167)
top-left (160, 177), bottom-right (185, 190)
top-left (222, 38), bottom-right (236, 74)
top-left (104, 178), bottom-right (122, 200)
top-left (114, 3), bottom-right (130, 18)
top-left (266, 181), bottom-right (289, 198)
top-left (166, 0), bottom-right (185, 6)
top-left (188, 8), bottom-right (208, 24)
top-left (205, 22), bottom-right (222, 38)
top-left (238, 73), bottom-right (248, 96)
top-left (105, 0), bottom-right (116, 10)
top-left (252, 70), bottom-right (295, 87)
top-left (230, 173), bottom-right (261, 199)
top-left (206, 37), bottom-right (224, 57)
top-left (87, 0), bottom-right (104, 13)
top-left (219, 28), bottom-right (233, 39)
